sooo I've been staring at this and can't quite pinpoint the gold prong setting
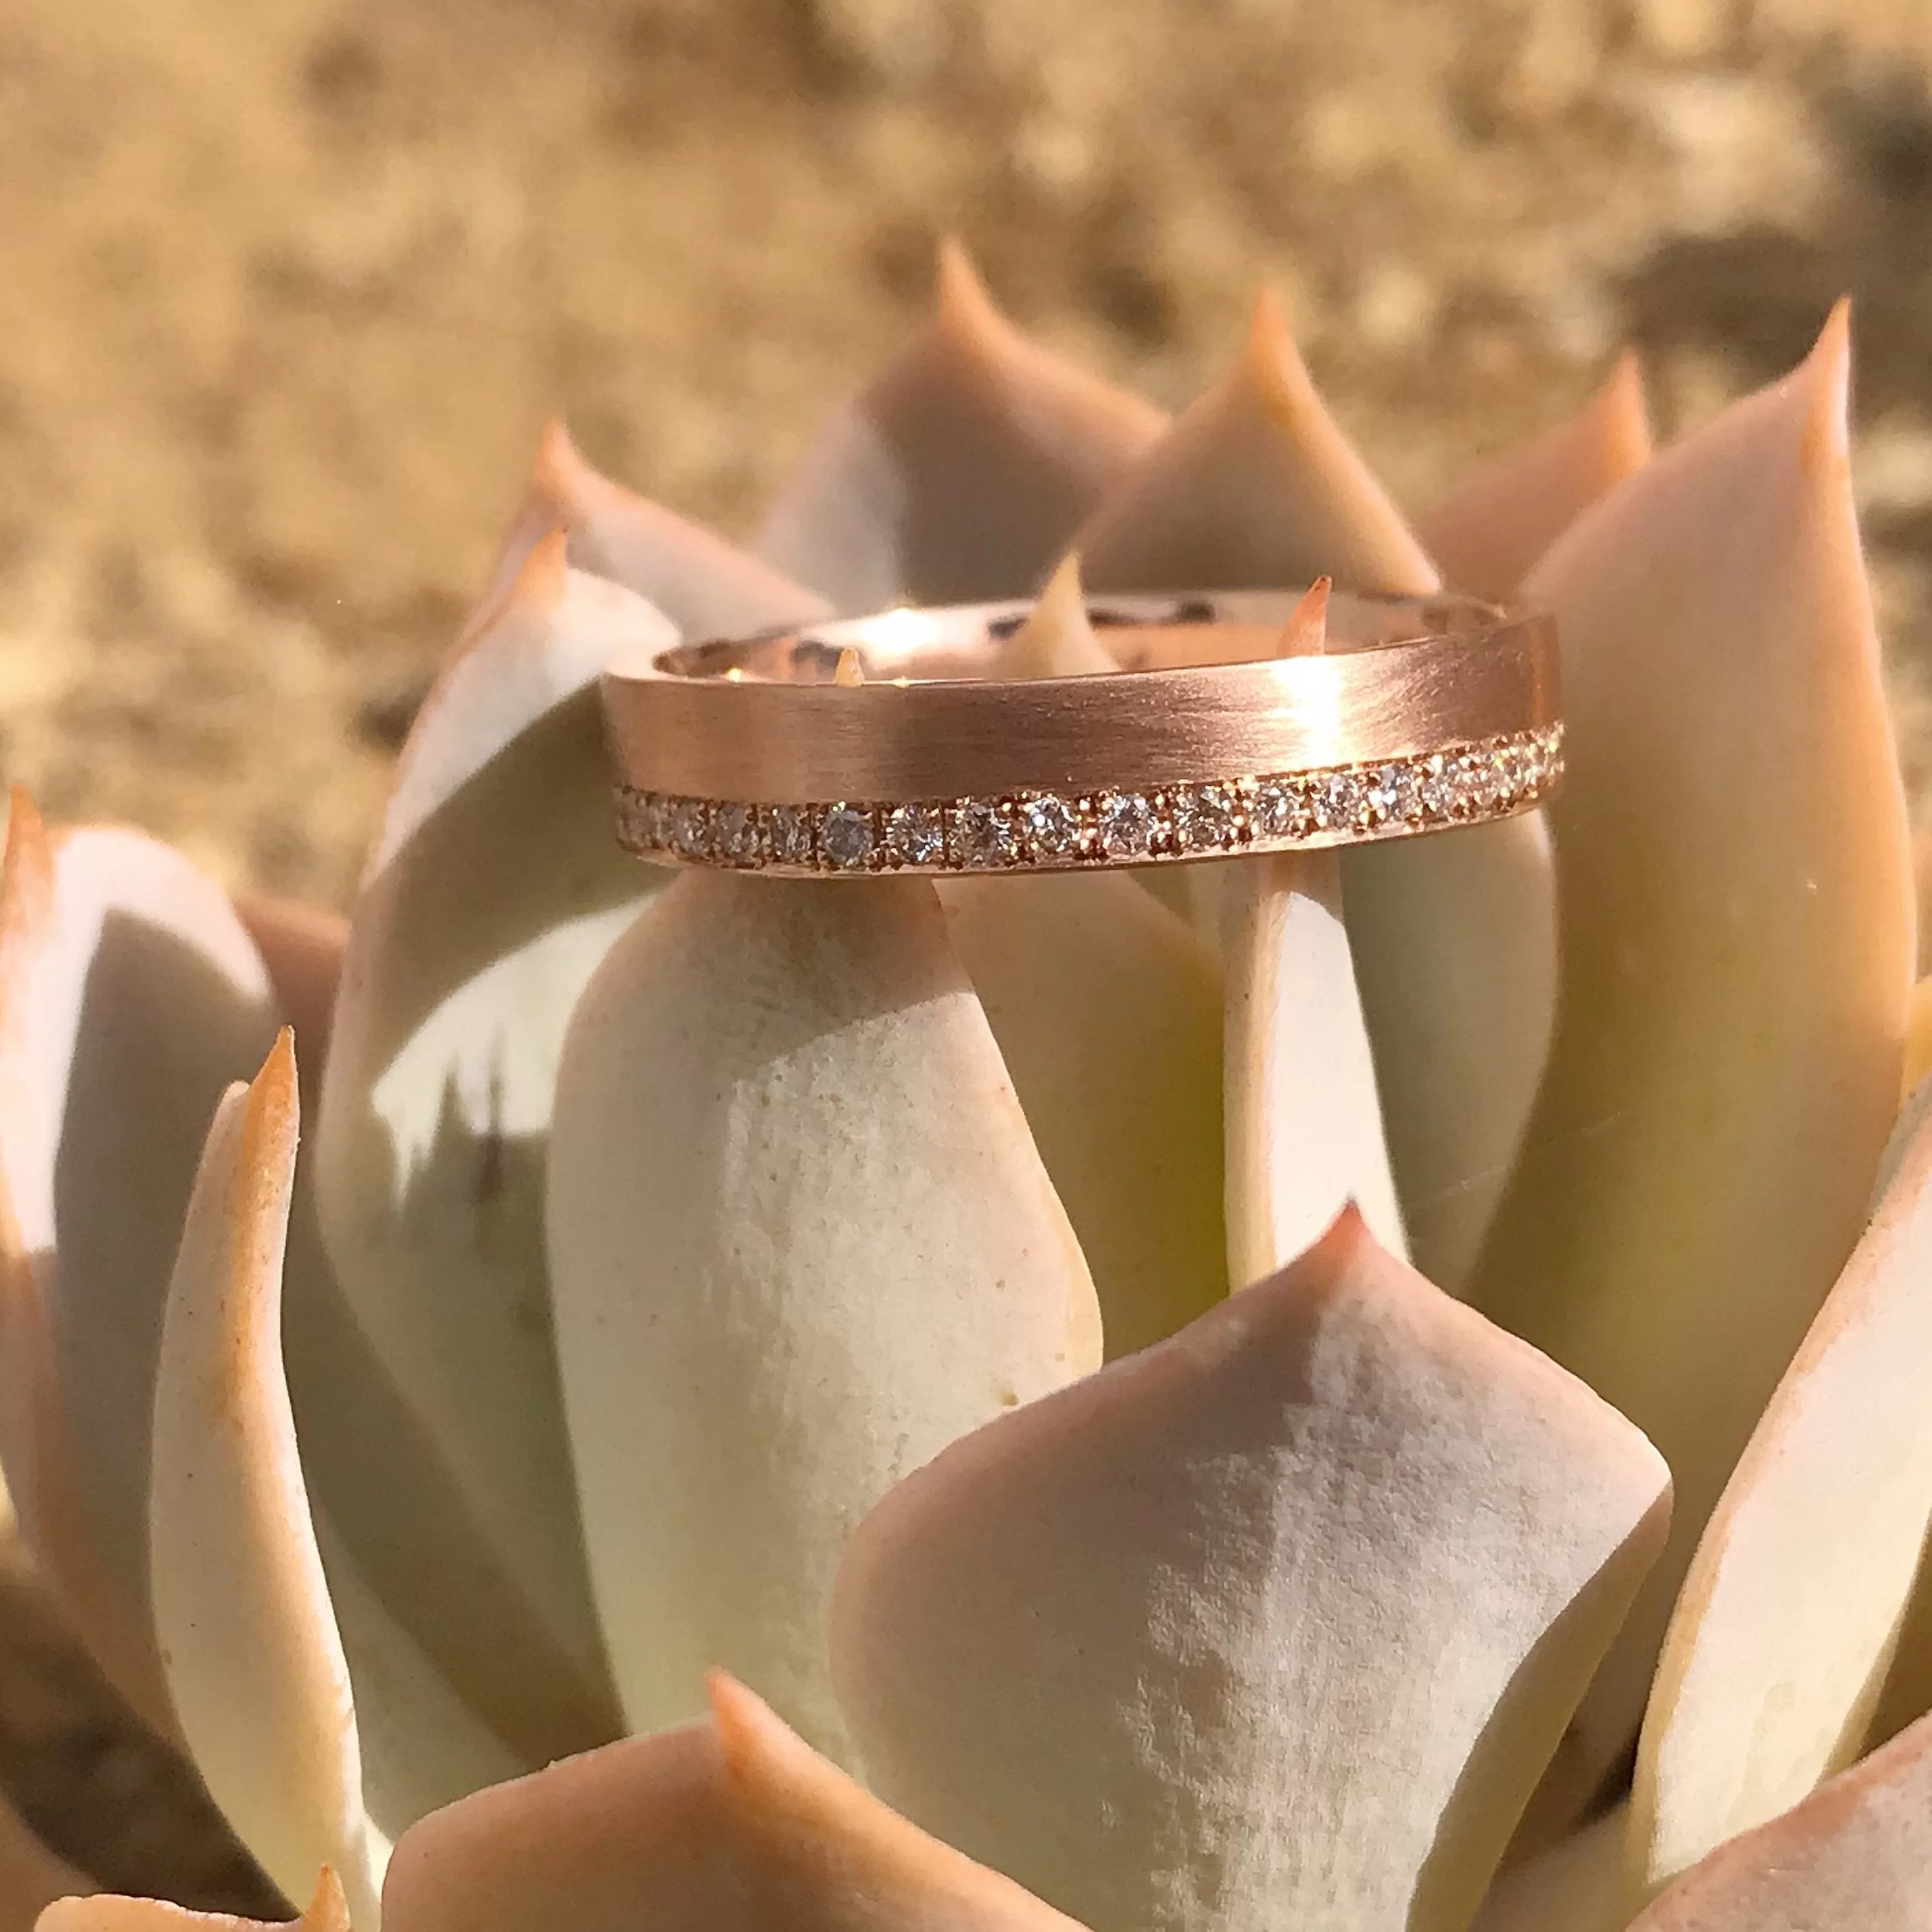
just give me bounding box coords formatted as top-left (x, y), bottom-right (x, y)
top-left (615, 725), bottom-right (1563, 876)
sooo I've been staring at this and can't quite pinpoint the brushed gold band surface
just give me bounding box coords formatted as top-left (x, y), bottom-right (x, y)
top-left (602, 591), bottom-right (1562, 876)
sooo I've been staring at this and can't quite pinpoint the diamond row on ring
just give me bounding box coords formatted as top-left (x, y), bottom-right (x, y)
top-left (615, 724), bottom-right (1563, 875)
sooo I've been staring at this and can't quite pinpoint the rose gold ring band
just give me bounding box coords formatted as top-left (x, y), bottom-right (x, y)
top-left (602, 590), bottom-right (1562, 877)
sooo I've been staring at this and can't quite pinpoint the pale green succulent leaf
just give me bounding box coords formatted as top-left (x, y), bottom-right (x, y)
top-left (1074, 292), bottom-right (1440, 597)
top-left (545, 870), bottom-right (1101, 1761)
top-left (1224, 848), bottom-right (1407, 1280)
top-left (311, 1513), bottom-right (527, 1857)
top-left (1343, 817), bottom-right (1557, 1293)
top-left (1471, 306), bottom-right (1917, 1824)
top-left (149, 1045), bottom-right (383, 1927)
top-left (937, 560), bottom-right (1229, 1359)
top-left (941, 867), bottom-right (1227, 1357)
top-left (380, 1675), bottom-right (1086, 1932)
top-left (485, 421), bottom-right (828, 637)
top-left (1065, 293), bottom-right (1557, 1308)
top-left (314, 537), bottom-right (666, 1762)
top-left (754, 241), bottom-right (1165, 613)
top-left (1414, 353), bottom-right (1653, 603)
top-left (0, 800), bottom-right (280, 1739)
top-left (232, 896), bottom-right (602, 1821)
top-left (1626, 1711), bottom-right (1932, 1931)
top-left (152, 1039), bottom-right (534, 1928)
top-left (1629, 1057), bottom-right (1932, 1891)
top-left (829, 1210), bottom-right (1671, 1932)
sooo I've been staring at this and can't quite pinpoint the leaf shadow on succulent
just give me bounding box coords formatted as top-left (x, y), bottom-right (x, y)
top-left (282, 1112), bottom-right (593, 1770)
top-left (50, 908), bottom-right (245, 1566)
top-left (339, 689), bottom-right (644, 1049)
top-left (1422, 1553), bottom-right (1662, 1926)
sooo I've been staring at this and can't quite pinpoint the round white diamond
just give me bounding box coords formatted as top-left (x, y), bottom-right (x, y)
top-left (619, 792), bottom-right (659, 848)
top-left (1497, 742), bottom-right (1534, 800)
top-left (884, 802), bottom-right (946, 866)
top-left (1173, 784), bottom-right (1239, 851)
top-left (1249, 779), bottom-right (1295, 841)
top-left (955, 800), bottom-right (1018, 868)
top-left (712, 802), bottom-right (761, 864)
top-left (1318, 771), bottom-right (1364, 830)
top-left (822, 804), bottom-right (876, 870)
top-left (671, 800), bottom-right (712, 857)
top-left (1456, 749), bottom-right (1505, 812)
top-left (1368, 763), bottom-right (1418, 824)
top-left (1020, 793), bottom-right (1081, 858)
top-left (1416, 755), bottom-right (1454, 818)
top-left (767, 806), bottom-right (815, 866)
top-left (1095, 791), bottom-right (1154, 858)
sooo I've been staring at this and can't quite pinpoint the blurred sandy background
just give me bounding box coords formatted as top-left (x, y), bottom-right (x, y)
top-left (8, 0), bottom-right (1932, 916)
top-left (6, 0), bottom-right (1932, 1906)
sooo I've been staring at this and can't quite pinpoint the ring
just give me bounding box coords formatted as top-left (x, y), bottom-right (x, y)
top-left (602, 591), bottom-right (1562, 877)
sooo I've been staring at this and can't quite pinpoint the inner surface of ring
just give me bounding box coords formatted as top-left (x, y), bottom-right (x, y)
top-left (657, 589), bottom-right (1512, 686)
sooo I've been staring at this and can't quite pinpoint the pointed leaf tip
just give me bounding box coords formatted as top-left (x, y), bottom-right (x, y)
top-left (705, 1668), bottom-right (803, 1796)
top-left (756, 243), bottom-right (1164, 609)
top-left (491, 417), bottom-right (825, 639)
top-left (514, 526), bottom-right (571, 604)
top-left (1416, 351), bottom-right (1654, 599)
top-left (1246, 285), bottom-right (1291, 350)
top-left (4, 787), bottom-right (45, 855)
top-left (831, 1209), bottom-right (1670, 1932)
top-left (383, 1667), bottom-right (1083, 1931)
top-left (1816, 294), bottom-right (1852, 362)
top-left (1475, 309), bottom-right (1913, 1828)
top-left (2, 789), bottom-right (50, 896)
top-left (153, 1065), bottom-right (381, 1922)
top-left (704, 1666), bottom-right (757, 1746)
top-left (0, 795), bottom-right (51, 936)
top-left (1319, 1194), bottom-right (1374, 1255)
top-left (1037, 549), bottom-right (1084, 608)
top-left (303, 1869), bottom-right (351, 1932)
top-left (1605, 348), bottom-right (1650, 432)
top-left (237, 1027), bottom-right (299, 1198)
top-left (1243, 285), bottom-right (1308, 403)
top-left (1801, 298), bottom-right (1854, 477)
top-left (935, 236), bottom-right (1000, 338)
top-left (531, 417), bottom-right (580, 494)
top-left (261, 1026), bottom-right (298, 1101)
top-left (1075, 291), bottom-right (1438, 597)
top-left (995, 554), bottom-right (1117, 679)
top-left (1275, 577), bottom-right (1331, 657)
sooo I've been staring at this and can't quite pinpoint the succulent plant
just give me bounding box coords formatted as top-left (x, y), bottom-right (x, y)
top-left (2, 243), bottom-right (1930, 1932)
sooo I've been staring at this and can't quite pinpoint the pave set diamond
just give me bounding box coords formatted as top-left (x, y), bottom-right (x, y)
top-left (616, 724), bottom-right (1563, 875)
